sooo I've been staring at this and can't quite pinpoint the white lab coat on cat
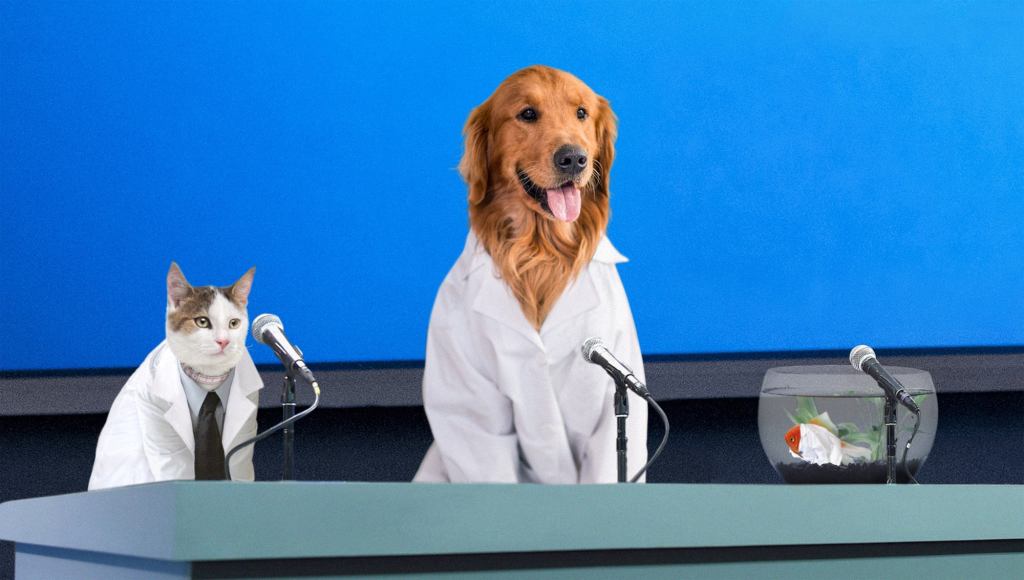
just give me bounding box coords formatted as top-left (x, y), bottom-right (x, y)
top-left (88, 341), bottom-right (263, 490)
top-left (414, 232), bottom-right (648, 483)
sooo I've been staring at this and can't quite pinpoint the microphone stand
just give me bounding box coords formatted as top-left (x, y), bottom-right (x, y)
top-left (224, 376), bottom-right (320, 482)
top-left (614, 382), bottom-right (629, 483)
top-left (884, 393), bottom-right (897, 484)
top-left (281, 373), bottom-right (296, 480)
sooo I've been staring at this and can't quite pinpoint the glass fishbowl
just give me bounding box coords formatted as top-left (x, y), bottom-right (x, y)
top-left (759, 365), bottom-right (937, 484)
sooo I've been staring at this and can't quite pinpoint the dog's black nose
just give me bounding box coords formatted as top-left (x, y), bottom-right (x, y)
top-left (553, 144), bottom-right (587, 176)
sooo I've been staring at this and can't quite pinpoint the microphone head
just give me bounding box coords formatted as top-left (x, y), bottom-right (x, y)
top-left (581, 337), bottom-right (604, 362)
top-left (251, 313), bottom-right (283, 344)
top-left (850, 344), bottom-right (877, 371)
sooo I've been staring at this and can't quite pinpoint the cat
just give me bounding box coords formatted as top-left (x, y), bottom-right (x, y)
top-left (166, 261), bottom-right (254, 383)
top-left (88, 263), bottom-right (264, 490)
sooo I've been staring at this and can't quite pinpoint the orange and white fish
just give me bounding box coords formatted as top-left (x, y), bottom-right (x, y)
top-left (784, 411), bottom-right (871, 466)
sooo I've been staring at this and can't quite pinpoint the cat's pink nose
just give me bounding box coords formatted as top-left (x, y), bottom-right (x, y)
top-left (215, 339), bottom-right (230, 350)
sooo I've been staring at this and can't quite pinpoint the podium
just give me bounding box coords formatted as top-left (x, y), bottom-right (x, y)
top-left (1, 482), bottom-right (1022, 578)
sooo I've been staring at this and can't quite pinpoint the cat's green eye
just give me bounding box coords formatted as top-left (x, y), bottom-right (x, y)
top-left (229, 319), bottom-right (241, 329)
top-left (194, 317), bottom-right (211, 328)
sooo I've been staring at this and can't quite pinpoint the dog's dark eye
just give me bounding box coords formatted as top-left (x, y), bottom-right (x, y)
top-left (577, 107), bottom-right (588, 120)
top-left (518, 107), bottom-right (538, 122)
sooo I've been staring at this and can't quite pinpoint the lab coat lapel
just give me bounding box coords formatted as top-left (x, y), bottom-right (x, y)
top-left (592, 236), bottom-right (629, 265)
top-left (221, 350), bottom-right (262, 452)
top-left (541, 270), bottom-right (600, 332)
top-left (541, 237), bottom-right (627, 332)
top-left (469, 234), bottom-right (628, 346)
top-left (531, 236), bottom-right (628, 481)
top-left (150, 343), bottom-right (195, 453)
top-left (469, 243), bottom-right (546, 351)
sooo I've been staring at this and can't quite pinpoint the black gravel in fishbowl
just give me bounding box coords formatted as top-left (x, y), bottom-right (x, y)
top-left (775, 460), bottom-right (923, 484)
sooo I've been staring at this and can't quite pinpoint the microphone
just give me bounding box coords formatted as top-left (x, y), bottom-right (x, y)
top-left (251, 314), bottom-right (317, 387)
top-left (581, 336), bottom-right (670, 484)
top-left (850, 345), bottom-right (920, 413)
top-left (225, 313), bottom-right (322, 480)
top-left (581, 337), bottom-right (650, 397)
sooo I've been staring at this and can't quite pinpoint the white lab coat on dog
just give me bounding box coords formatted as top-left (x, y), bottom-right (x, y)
top-left (414, 232), bottom-right (647, 483)
top-left (88, 341), bottom-right (263, 490)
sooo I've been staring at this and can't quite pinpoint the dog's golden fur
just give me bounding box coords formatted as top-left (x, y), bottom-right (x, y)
top-left (461, 66), bottom-right (617, 329)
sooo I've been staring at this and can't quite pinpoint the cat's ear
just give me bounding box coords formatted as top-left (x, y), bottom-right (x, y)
top-left (230, 267), bottom-right (256, 306)
top-left (167, 262), bottom-right (192, 309)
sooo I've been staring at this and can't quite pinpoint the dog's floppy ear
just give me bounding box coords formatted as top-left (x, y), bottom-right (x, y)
top-left (593, 96), bottom-right (618, 198)
top-left (460, 101), bottom-right (491, 205)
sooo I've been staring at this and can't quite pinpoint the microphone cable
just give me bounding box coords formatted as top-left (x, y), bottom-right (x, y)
top-left (224, 381), bottom-right (321, 480)
top-left (902, 408), bottom-right (922, 485)
top-left (629, 394), bottom-right (670, 483)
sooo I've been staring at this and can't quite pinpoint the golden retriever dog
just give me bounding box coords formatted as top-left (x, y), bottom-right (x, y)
top-left (463, 65), bottom-right (616, 328)
top-left (415, 65), bottom-right (647, 484)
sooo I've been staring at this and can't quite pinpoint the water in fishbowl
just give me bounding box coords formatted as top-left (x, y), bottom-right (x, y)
top-left (758, 366), bottom-right (938, 484)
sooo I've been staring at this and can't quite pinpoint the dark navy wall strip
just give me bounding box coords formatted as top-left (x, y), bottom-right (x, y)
top-left (2, 348), bottom-right (1021, 416)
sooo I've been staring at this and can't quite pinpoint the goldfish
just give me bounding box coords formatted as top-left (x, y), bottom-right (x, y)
top-left (784, 411), bottom-right (871, 466)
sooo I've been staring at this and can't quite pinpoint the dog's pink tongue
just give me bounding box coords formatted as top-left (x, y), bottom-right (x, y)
top-left (546, 184), bottom-right (582, 222)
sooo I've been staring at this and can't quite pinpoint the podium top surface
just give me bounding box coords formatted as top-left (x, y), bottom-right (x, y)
top-left (0, 482), bottom-right (1021, 562)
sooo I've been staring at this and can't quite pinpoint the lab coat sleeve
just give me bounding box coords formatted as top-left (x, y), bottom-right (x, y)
top-left (136, 385), bottom-right (193, 482)
top-left (422, 317), bottom-right (521, 483)
top-left (88, 386), bottom-right (152, 490)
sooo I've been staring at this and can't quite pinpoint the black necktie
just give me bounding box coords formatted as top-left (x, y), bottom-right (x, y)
top-left (195, 392), bottom-right (227, 480)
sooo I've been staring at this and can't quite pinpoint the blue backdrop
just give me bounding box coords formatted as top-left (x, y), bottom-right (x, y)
top-left (2, 1), bottom-right (1022, 370)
